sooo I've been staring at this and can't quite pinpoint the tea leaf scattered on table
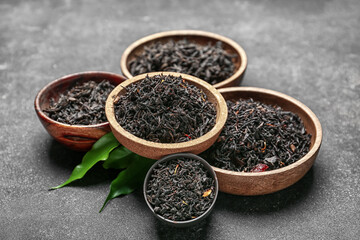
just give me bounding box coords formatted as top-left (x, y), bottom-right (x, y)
top-left (51, 132), bottom-right (120, 190)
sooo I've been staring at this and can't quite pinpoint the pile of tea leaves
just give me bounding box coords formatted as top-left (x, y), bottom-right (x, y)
top-left (44, 80), bottom-right (115, 125)
top-left (129, 39), bottom-right (236, 85)
top-left (114, 74), bottom-right (216, 143)
top-left (201, 99), bottom-right (311, 172)
top-left (145, 157), bottom-right (216, 221)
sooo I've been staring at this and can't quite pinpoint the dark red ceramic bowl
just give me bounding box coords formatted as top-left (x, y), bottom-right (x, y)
top-left (34, 71), bottom-right (126, 151)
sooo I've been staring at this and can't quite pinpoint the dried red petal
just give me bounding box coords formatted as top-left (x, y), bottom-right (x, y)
top-left (184, 134), bottom-right (191, 139)
top-left (250, 163), bottom-right (269, 172)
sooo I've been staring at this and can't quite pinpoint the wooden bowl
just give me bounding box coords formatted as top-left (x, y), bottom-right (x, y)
top-left (120, 30), bottom-right (247, 89)
top-left (213, 87), bottom-right (323, 195)
top-left (105, 72), bottom-right (228, 160)
top-left (34, 71), bottom-right (126, 151)
top-left (143, 153), bottom-right (219, 228)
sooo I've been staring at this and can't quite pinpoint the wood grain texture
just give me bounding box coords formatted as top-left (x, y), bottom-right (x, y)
top-left (120, 30), bottom-right (247, 89)
top-left (34, 71), bottom-right (127, 151)
top-left (213, 87), bottom-right (323, 195)
top-left (105, 72), bottom-right (228, 159)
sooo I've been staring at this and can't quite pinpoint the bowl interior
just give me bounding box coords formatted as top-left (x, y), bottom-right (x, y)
top-left (115, 73), bottom-right (223, 122)
top-left (37, 72), bottom-right (126, 124)
top-left (121, 30), bottom-right (247, 89)
top-left (126, 35), bottom-right (242, 74)
top-left (218, 87), bottom-right (320, 148)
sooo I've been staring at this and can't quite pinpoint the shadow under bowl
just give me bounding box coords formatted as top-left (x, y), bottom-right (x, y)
top-left (105, 72), bottom-right (228, 159)
top-left (34, 71), bottom-right (126, 151)
top-left (212, 87), bottom-right (323, 195)
top-left (120, 30), bottom-right (247, 89)
top-left (143, 153), bottom-right (219, 228)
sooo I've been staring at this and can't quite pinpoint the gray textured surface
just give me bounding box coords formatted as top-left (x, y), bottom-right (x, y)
top-left (0, 0), bottom-right (359, 239)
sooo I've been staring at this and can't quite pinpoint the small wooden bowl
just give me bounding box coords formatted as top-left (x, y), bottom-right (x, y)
top-left (143, 153), bottom-right (219, 228)
top-left (105, 72), bottom-right (228, 160)
top-left (213, 87), bottom-right (323, 195)
top-left (34, 71), bottom-right (126, 151)
top-left (120, 30), bottom-right (247, 89)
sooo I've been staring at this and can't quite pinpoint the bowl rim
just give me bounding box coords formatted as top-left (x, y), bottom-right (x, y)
top-left (212, 86), bottom-right (323, 177)
top-left (34, 71), bottom-right (126, 128)
top-left (120, 29), bottom-right (248, 89)
top-left (105, 71), bottom-right (228, 150)
top-left (143, 153), bottom-right (219, 227)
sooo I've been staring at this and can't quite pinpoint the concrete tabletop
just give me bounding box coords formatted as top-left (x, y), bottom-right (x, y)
top-left (1, 0), bottom-right (359, 239)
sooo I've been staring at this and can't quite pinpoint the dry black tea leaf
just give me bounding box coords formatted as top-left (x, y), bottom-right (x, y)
top-left (114, 74), bottom-right (216, 143)
top-left (129, 39), bottom-right (236, 85)
top-left (145, 157), bottom-right (216, 221)
top-left (44, 80), bottom-right (115, 125)
top-left (201, 99), bottom-right (311, 172)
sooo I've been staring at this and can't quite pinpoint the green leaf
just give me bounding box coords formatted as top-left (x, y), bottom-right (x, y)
top-left (51, 132), bottom-right (120, 190)
top-left (99, 155), bottom-right (156, 212)
top-left (102, 145), bottom-right (134, 170)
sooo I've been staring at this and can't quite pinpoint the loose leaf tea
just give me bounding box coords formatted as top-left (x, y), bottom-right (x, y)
top-left (202, 99), bottom-right (311, 172)
top-left (145, 157), bottom-right (216, 221)
top-left (44, 80), bottom-right (115, 125)
top-left (129, 39), bottom-right (236, 85)
top-left (114, 74), bottom-right (216, 143)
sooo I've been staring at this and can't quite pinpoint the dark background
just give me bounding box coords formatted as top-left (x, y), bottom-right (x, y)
top-left (1, 0), bottom-right (359, 239)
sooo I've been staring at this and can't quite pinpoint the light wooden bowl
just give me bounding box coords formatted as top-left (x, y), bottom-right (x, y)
top-left (34, 71), bottom-right (126, 151)
top-left (105, 72), bottom-right (228, 160)
top-left (213, 87), bottom-right (322, 195)
top-left (120, 30), bottom-right (247, 89)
